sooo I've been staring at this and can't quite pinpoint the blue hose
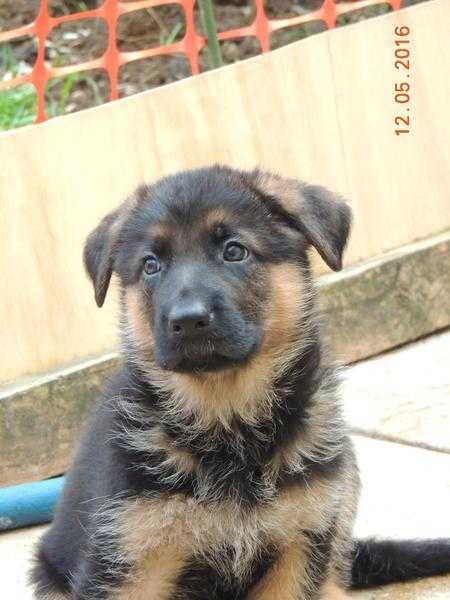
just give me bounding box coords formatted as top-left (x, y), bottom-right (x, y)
top-left (0, 477), bottom-right (64, 531)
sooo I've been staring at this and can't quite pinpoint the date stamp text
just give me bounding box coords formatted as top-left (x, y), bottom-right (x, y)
top-left (394, 26), bottom-right (411, 136)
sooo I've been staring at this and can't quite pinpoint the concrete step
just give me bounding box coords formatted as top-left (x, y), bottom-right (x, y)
top-left (352, 575), bottom-right (450, 600)
top-left (353, 436), bottom-right (450, 541)
top-left (353, 434), bottom-right (450, 598)
top-left (0, 524), bottom-right (44, 599)
top-left (344, 330), bottom-right (450, 454)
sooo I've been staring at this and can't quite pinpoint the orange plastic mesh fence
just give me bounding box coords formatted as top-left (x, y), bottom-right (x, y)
top-left (0, 0), bottom-right (402, 124)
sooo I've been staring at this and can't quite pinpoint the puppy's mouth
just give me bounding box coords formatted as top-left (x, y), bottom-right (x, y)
top-left (158, 338), bottom-right (258, 374)
top-left (168, 354), bottom-right (240, 373)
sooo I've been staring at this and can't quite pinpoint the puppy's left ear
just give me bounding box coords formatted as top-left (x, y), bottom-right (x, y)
top-left (251, 172), bottom-right (352, 271)
top-left (83, 208), bottom-right (121, 307)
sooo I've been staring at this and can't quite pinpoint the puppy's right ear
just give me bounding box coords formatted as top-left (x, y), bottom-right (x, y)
top-left (83, 209), bottom-right (120, 307)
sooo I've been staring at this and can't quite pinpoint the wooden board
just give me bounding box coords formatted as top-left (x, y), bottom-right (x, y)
top-left (0, 0), bottom-right (449, 383)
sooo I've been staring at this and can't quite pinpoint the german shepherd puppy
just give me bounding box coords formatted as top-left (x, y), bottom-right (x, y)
top-left (31, 166), bottom-right (450, 599)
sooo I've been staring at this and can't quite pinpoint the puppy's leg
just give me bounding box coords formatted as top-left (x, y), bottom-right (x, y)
top-left (69, 526), bottom-right (130, 600)
top-left (248, 553), bottom-right (349, 600)
top-left (248, 527), bottom-right (338, 600)
top-left (72, 556), bottom-right (125, 599)
top-left (115, 547), bottom-right (187, 600)
top-left (247, 541), bottom-right (307, 600)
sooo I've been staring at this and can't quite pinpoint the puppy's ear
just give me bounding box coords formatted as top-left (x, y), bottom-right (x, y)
top-left (251, 172), bottom-right (352, 271)
top-left (83, 209), bottom-right (121, 307)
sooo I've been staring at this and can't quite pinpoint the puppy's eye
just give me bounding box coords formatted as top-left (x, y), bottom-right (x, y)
top-left (143, 256), bottom-right (161, 276)
top-left (223, 242), bottom-right (248, 262)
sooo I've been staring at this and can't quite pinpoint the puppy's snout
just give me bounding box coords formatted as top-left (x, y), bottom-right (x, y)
top-left (168, 299), bottom-right (212, 338)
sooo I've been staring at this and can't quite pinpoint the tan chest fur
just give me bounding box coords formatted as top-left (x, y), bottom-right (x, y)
top-left (107, 475), bottom-right (340, 599)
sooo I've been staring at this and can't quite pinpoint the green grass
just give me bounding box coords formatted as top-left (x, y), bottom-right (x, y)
top-left (197, 0), bottom-right (223, 69)
top-left (0, 38), bottom-right (107, 131)
top-left (0, 76), bottom-right (90, 131)
top-left (0, 42), bottom-right (37, 131)
top-left (0, 74), bottom-right (105, 131)
top-left (0, 43), bottom-right (40, 130)
top-left (0, 85), bottom-right (37, 130)
top-left (159, 21), bottom-right (184, 46)
top-left (45, 72), bottom-right (104, 117)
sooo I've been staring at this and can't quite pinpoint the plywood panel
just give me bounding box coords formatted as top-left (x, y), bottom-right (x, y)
top-left (329, 0), bottom-right (450, 262)
top-left (0, 0), bottom-right (448, 384)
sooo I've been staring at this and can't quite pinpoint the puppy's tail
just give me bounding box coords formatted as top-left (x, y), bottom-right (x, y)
top-left (351, 538), bottom-right (450, 588)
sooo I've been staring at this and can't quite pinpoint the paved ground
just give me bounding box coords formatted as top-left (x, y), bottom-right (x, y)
top-left (1, 331), bottom-right (449, 598)
top-left (342, 330), bottom-right (450, 453)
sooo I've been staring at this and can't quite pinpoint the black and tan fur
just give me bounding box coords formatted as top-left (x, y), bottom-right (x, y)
top-left (31, 166), bottom-right (450, 599)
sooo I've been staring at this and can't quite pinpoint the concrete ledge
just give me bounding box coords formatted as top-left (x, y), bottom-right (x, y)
top-left (319, 230), bottom-right (450, 363)
top-left (1, 232), bottom-right (449, 487)
top-left (0, 355), bottom-right (118, 487)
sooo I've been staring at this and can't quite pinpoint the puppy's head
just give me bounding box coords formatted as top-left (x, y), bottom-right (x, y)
top-left (84, 166), bottom-right (351, 376)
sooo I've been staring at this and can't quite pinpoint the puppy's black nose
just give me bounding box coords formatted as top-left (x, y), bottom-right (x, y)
top-left (168, 300), bottom-right (211, 337)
